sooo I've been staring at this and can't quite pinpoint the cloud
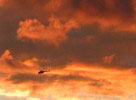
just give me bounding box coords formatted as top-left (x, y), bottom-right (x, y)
top-left (7, 72), bottom-right (98, 84)
top-left (2, 65), bottom-right (136, 99)
top-left (2, 0), bottom-right (135, 32)
top-left (72, 0), bottom-right (136, 32)
top-left (0, 50), bottom-right (16, 72)
top-left (0, 50), bottom-right (13, 62)
top-left (0, 50), bottom-right (41, 73)
top-left (103, 54), bottom-right (115, 64)
top-left (14, 25), bottom-right (136, 69)
top-left (17, 17), bottom-right (79, 46)
top-left (21, 0), bottom-right (135, 32)
top-left (1, 0), bottom-right (136, 100)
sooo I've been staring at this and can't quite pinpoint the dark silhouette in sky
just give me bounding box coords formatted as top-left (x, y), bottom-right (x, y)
top-left (38, 70), bottom-right (50, 74)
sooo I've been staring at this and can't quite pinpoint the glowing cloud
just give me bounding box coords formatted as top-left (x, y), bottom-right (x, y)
top-left (1, 0), bottom-right (136, 100)
top-left (17, 17), bottom-right (79, 46)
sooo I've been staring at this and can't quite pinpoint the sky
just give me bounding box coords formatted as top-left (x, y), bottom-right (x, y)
top-left (0, 0), bottom-right (136, 100)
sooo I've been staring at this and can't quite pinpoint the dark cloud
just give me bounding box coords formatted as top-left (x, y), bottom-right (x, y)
top-left (38, 26), bottom-right (136, 69)
top-left (0, 0), bottom-right (136, 70)
top-left (54, 0), bottom-right (136, 22)
top-left (7, 72), bottom-right (98, 84)
top-left (1, 0), bottom-right (135, 22)
top-left (7, 72), bottom-right (113, 92)
top-left (1, 0), bottom-right (136, 99)
top-left (114, 0), bottom-right (135, 19)
top-left (1, 22), bottom-right (136, 70)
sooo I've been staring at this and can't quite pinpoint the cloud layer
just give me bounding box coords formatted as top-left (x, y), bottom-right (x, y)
top-left (0, 0), bottom-right (136, 100)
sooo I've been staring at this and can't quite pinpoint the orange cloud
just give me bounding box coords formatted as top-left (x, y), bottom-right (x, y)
top-left (1, 0), bottom-right (136, 100)
top-left (17, 17), bottom-right (79, 46)
top-left (0, 50), bottom-right (13, 62)
top-left (73, 11), bottom-right (136, 32)
top-left (103, 54), bottom-right (115, 64)
top-left (77, 0), bottom-right (136, 32)
top-left (1, 64), bottom-right (136, 100)
top-left (2, 0), bottom-right (136, 32)
top-left (0, 50), bottom-right (136, 99)
top-left (0, 50), bottom-right (40, 73)
top-left (44, 0), bottom-right (136, 32)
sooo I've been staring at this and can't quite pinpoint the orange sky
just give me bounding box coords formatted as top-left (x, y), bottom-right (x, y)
top-left (0, 0), bottom-right (136, 100)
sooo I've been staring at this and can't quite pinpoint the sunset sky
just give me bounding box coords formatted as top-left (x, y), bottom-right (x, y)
top-left (0, 0), bottom-right (136, 100)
